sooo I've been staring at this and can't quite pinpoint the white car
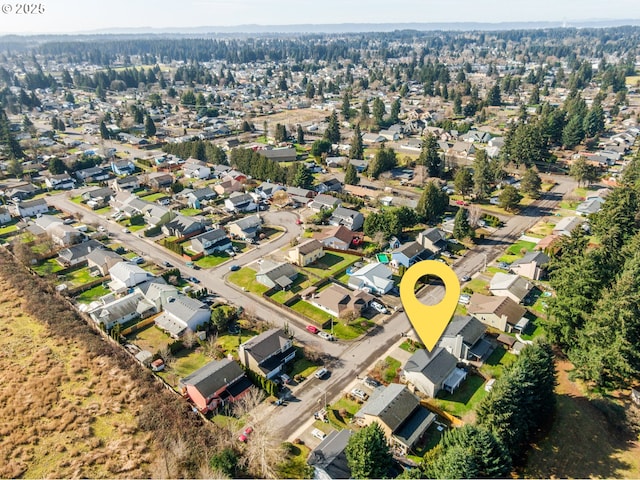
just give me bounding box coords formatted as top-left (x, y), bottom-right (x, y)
top-left (351, 388), bottom-right (369, 401)
top-left (122, 228), bottom-right (130, 233)
top-left (318, 331), bottom-right (335, 341)
top-left (311, 428), bottom-right (326, 440)
top-left (458, 294), bottom-right (471, 305)
top-left (315, 368), bottom-right (329, 379)
top-left (371, 301), bottom-right (388, 314)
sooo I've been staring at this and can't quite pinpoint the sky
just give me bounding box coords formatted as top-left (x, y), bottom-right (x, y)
top-left (1, 0), bottom-right (640, 34)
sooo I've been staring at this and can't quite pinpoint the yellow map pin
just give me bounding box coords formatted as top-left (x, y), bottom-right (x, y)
top-left (400, 260), bottom-right (460, 351)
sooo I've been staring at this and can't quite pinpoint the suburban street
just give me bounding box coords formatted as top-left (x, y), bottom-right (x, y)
top-left (45, 174), bottom-right (574, 439)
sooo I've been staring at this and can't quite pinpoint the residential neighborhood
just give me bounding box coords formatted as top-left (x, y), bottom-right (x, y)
top-left (1, 18), bottom-right (640, 480)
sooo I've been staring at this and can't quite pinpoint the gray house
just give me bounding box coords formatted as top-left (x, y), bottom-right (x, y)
top-left (438, 315), bottom-right (491, 362)
top-left (329, 206), bottom-right (364, 231)
top-left (417, 227), bottom-right (447, 254)
top-left (403, 348), bottom-right (465, 398)
top-left (190, 228), bottom-right (232, 255)
top-left (255, 261), bottom-right (298, 290)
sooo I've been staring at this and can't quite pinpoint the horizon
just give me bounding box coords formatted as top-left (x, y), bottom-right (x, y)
top-left (1, 0), bottom-right (640, 35)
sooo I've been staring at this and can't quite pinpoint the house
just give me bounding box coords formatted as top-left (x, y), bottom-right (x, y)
top-left (316, 178), bottom-right (343, 194)
top-left (224, 192), bottom-right (257, 213)
top-left (111, 175), bottom-right (141, 192)
top-left (186, 187), bottom-right (216, 209)
top-left (147, 172), bottom-right (174, 190)
top-left (0, 207), bottom-right (11, 225)
top-left (391, 241), bottom-right (429, 268)
top-left (403, 348), bottom-right (465, 398)
top-left (362, 133), bottom-right (385, 144)
top-left (190, 228), bottom-right (232, 255)
top-left (57, 239), bottom-right (104, 267)
top-left (379, 129), bottom-right (399, 141)
top-left (510, 251), bottom-right (550, 280)
top-left (46, 222), bottom-right (84, 247)
top-left (310, 283), bottom-right (372, 319)
top-left (316, 225), bottom-right (354, 250)
top-left (136, 280), bottom-right (178, 311)
top-left (12, 198), bottom-right (49, 218)
top-left (44, 173), bottom-right (75, 190)
top-left (255, 261), bottom-right (298, 290)
top-left (489, 273), bottom-right (533, 304)
top-left (75, 166), bottom-right (110, 183)
top-left (82, 187), bottom-right (113, 206)
top-left (238, 328), bottom-right (296, 380)
top-left (182, 158), bottom-right (211, 179)
top-left (179, 359), bottom-right (252, 413)
top-left (467, 293), bottom-right (528, 333)
top-left (329, 207), bottom-right (364, 231)
top-left (108, 262), bottom-right (153, 293)
top-left (162, 215), bottom-right (205, 239)
top-left (552, 216), bottom-right (584, 237)
top-left (449, 141), bottom-right (475, 157)
top-left (308, 194), bottom-right (341, 212)
top-left (111, 159), bottom-right (136, 175)
top-left (214, 178), bottom-right (244, 196)
top-left (109, 192), bottom-right (148, 217)
top-left (307, 429), bottom-right (354, 479)
top-left (576, 196), bottom-right (606, 216)
top-left (288, 239), bottom-right (324, 266)
top-left (417, 227), bottom-right (447, 254)
top-left (88, 291), bottom-right (155, 330)
top-left (227, 214), bottom-right (262, 240)
top-left (155, 295), bottom-right (211, 338)
top-left (325, 156), bottom-right (348, 168)
top-left (254, 182), bottom-right (285, 201)
top-left (461, 130), bottom-right (492, 143)
top-left (354, 383), bottom-right (436, 456)
top-left (5, 182), bottom-right (36, 200)
top-left (348, 262), bottom-right (394, 295)
top-left (261, 147), bottom-right (297, 162)
top-left (86, 248), bottom-right (123, 276)
top-left (438, 315), bottom-right (491, 362)
top-left (535, 234), bottom-right (562, 255)
top-left (143, 203), bottom-right (175, 227)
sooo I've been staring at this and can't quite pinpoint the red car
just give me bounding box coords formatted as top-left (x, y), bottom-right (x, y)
top-left (306, 325), bottom-right (319, 334)
top-left (456, 200), bottom-right (465, 205)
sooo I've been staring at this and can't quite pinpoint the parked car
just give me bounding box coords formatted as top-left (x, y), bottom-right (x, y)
top-left (229, 264), bottom-right (240, 272)
top-left (441, 251), bottom-right (453, 258)
top-left (162, 261), bottom-right (173, 268)
top-left (351, 388), bottom-right (369, 401)
top-left (371, 301), bottom-right (388, 314)
top-left (306, 324), bottom-right (319, 334)
top-left (314, 368), bottom-right (329, 379)
top-left (460, 275), bottom-right (471, 282)
top-left (363, 377), bottom-right (380, 389)
top-left (311, 428), bottom-right (327, 440)
top-left (458, 294), bottom-right (471, 305)
top-left (318, 331), bottom-right (335, 341)
top-left (122, 228), bottom-right (130, 233)
top-left (188, 277), bottom-right (200, 284)
top-left (280, 374), bottom-right (291, 384)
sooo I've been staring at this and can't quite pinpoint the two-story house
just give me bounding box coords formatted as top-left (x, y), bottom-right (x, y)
top-left (227, 215), bottom-right (263, 241)
top-left (329, 206), bottom-right (364, 231)
top-left (403, 348), bottom-right (466, 398)
top-left (438, 315), bottom-right (491, 362)
top-left (288, 239), bottom-right (324, 267)
top-left (189, 228), bottom-right (232, 255)
top-left (238, 328), bottom-right (296, 380)
top-left (417, 227), bottom-right (447, 254)
top-left (224, 192), bottom-right (257, 213)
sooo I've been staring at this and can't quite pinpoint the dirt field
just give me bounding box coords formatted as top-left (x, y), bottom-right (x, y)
top-left (524, 359), bottom-right (640, 478)
top-left (254, 107), bottom-right (329, 126)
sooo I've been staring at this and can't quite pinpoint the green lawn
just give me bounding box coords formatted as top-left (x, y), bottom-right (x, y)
top-left (228, 267), bottom-right (270, 295)
top-left (465, 277), bottom-right (490, 294)
top-left (289, 299), bottom-right (331, 324)
top-left (303, 252), bottom-right (360, 279)
top-left (0, 220), bottom-right (18, 237)
top-left (70, 195), bottom-right (83, 204)
top-left (277, 444), bottom-right (313, 480)
top-left (195, 252), bottom-right (229, 269)
top-left (521, 316), bottom-right (546, 341)
top-left (326, 397), bottom-right (362, 429)
top-left (139, 192), bottom-right (168, 202)
top-left (289, 356), bottom-right (319, 378)
top-left (216, 328), bottom-right (259, 358)
top-left (164, 349), bottom-right (211, 381)
top-left (506, 240), bottom-right (537, 256)
top-left (126, 325), bottom-right (172, 354)
top-left (268, 274), bottom-right (313, 304)
top-left (407, 424), bottom-right (447, 463)
top-left (332, 319), bottom-right (374, 340)
top-left (59, 267), bottom-right (99, 286)
top-left (382, 356), bottom-right (401, 384)
top-left (94, 206), bottom-right (112, 215)
top-left (32, 258), bottom-right (65, 276)
top-left (179, 208), bottom-right (202, 216)
top-left (433, 374), bottom-right (488, 418)
top-left (479, 346), bottom-right (517, 380)
top-left (74, 284), bottom-right (110, 304)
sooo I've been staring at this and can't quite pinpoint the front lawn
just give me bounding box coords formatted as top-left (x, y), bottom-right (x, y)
top-left (332, 319), bottom-right (374, 340)
top-left (433, 374), bottom-right (488, 418)
top-left (228, 267), bottom-right (270, 295)
top-left (303, 252), bottom-right (360, 279)
top-left (268, 274), bottom-right (313, 304)
top-left (464, 277), bottom-right (490, 294)
top-left (326, 397), bottom-right (362, 429)
top-left (195, 252), bottom-right (229, 269)
top-left (289, 299), bottom-right (331, 324)
top-left (289, 355), bottom-right (319, 379)
top-left (179, 208), bottom-right (202, 216)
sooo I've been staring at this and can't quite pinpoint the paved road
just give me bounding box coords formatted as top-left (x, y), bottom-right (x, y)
top-left (45, 174), bottom-right (573, 439)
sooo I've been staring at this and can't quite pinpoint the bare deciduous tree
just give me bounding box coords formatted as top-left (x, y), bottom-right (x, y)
top-left (468, 204), bottom-right (482, 227)
top-left (182, 329), bottom-right (197, 349)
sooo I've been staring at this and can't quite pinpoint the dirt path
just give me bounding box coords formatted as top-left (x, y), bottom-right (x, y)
top-left (524, 359), bottom-right (640, 479)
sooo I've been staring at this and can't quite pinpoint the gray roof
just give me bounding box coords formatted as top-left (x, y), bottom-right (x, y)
top-left (191, 227), bottom-right (228, 245)
top-left (240, 328), bottom-right (289, 364)
top-left (404, 348), bottom-right (458, 386)
top-left (179, 358), bottom-right (244, 398)
top-left (356, 383), bottom-right (419, 432)
top-left (258, 261), bottom-right (297, 283)
top-left (58, 239), bottom-right (104, 262)
top-left (86, 248), bottom-right (123, 265)
top-left (394, 241), bottom-right (426, 259)
top-left (164, 295), bottom-right (208, 322)
top-left (443, 315), bottom-right (486, 346)
top-left (307, 429), bottom-right (353, 479)
top-left (511, 251), bottom-right (550, 267)
top-left (228, 214), bottom-right (262, 231)
top-left (419, 227), bottom-right (446, 243)
top-left (228, 192), bottom-right (253, 206)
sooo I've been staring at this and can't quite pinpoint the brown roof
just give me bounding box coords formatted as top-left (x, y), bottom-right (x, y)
top-left (313, 284), bottom-right (372, 316)
top-left (344, 184), bottom-right (376, 198)
top-left (467, 293), bottom-right (526, 327)
top-left (316, 225), bottom-right (354, 245)
top-left (535, 234), bottom-right (561, 251)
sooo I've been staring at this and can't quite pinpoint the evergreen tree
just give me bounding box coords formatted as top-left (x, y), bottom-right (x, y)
top-left (454, 168), bottom-right (473, 197)
top-left (417, 133), bottom-right (443, 178)
top-left (344, 162), bottom-right (359, 185)
top-left (7, 158), bottom-right (23, 178)
top-left (520, 168), bottom-right (542, 198)
top-left (389, 98), bottom-right (401, 124)
top-left (562, 115), bottom-right (585, 149)
top-left (372, 97), bottom-right (385, 126)
top-left (453, 207), bottom-right (474, 240)
top-left (296, 124), bottom-right (304, 144)
top-left (367, 146), bottom-right (397, 179)
top-left (345, 423), bottom-right (393, 479)
top-left (417, 181), bottom-right (448, 224)
top-left (498, 185), bottom-right (522, 212)
top-left (583, 103), bottom-right (605, 138)
top-left (360, 99), bottom-right (370, 120)
top-left (529, 85), bottom-right (540, 105)
top-left (48, 157), bottom-right (66, 175)
top-left (0, 108), bottom-right (24, 159)
top-left (144, 114), bottom-right (156, 137)
top-left (473, 149), bottom-right (492, 200)
top-left (292, 163), bottom-right (313, 189)
top-left (324, 111), bottom-right (340, 144)
top-left (569, 157), bottom-right (599, 186)
top-left (486, 83), bottom-right (502, 106)
top-left (341, 91), bottom-right (351, 120)
top-left (349, 124), bottom-right (364, 160)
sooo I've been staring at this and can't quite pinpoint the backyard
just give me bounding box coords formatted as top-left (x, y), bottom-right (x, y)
top-left (478, 346), bottom-right (517, 380)
top-left (126, 324), bottom-right (173, 354)
top-left (432, 374), bottom-right (488, 420)
top-left (302, 252), bottom-right (360, 279)
top-left (268, 273), bottom-right (313, 304)
top-left (74, 284), bottom-right (110, 304)
top-left (32, 257), bottom-right (65, 276)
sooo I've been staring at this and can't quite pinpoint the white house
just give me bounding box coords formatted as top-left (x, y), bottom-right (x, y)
top-left (182, 158), bottom-right (211, 179)
top-left (88, 292), bottom-right (155, 330)
top-left (108, 262), bottom-right (153, 293)
top-left (12, 198), bottom-right (49, 218)
top-left (348, 262), bottom-right (394, 295)
top-left (155, 295), bottom-right (212, 338)
top-left (489, 273), bottom-right (532, 304)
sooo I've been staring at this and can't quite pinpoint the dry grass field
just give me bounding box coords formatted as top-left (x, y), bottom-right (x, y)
top-left (0, 252), bottom-right (228, 479)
